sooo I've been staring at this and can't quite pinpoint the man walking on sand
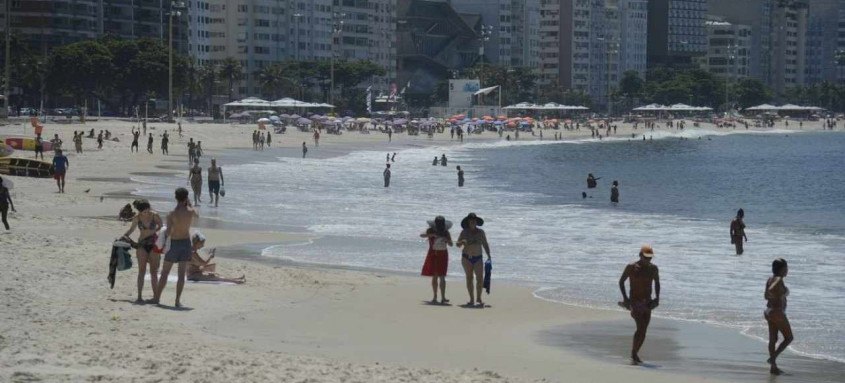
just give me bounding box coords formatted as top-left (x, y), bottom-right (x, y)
top-left (52, 149), bottom-right (69, 193)
top-left (618, 245), bottom-right (660, 365)
top-left (153, 188), bottom-right (198, 307)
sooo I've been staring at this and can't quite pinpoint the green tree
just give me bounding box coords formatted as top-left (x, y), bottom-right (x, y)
top-left (219, 57), bottom-right (243, 101)
top-left (733, 78), bottom-right (772, 109)
top-left (46, 40), bottom-right (114, 118)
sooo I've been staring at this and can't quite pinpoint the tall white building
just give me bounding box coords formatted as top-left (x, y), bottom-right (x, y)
top-left (450, 0), bottom-right (540, 69)
top-left (700, 17), bottom-right (752, 80)
top-left (616, 0), bottom-right (648, 78)
top-left (538, 0), bottom-right (562, 86)
top-left (187, 0), bottom-right (396, 98)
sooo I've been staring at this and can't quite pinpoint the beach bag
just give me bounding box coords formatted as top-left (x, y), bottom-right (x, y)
top-left (153, 226), bottom-right (170, 254)
top-left (220, 186), bottom-right (226, 197)
top-left (113, 240), bottom-right (133, 271)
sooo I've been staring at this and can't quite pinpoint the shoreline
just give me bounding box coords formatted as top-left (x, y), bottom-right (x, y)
top-left (1, 119), bottom-right (841, 382)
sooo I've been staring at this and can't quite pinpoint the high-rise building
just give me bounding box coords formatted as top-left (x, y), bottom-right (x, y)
top-left (709, 0), bottom-right (810, 94)
top-left (839, 4), bottom-right (845, 83)
top-left (646, 0), bottom-right (708, 69)
top-left (805, 0), bottom-right (841, 84)
top-left (0, 0), bottom-right (188, 54)
top-left (396, 0), bottom-right (481, 97)
top-left (195, 0), bottom-right (396, 98)
top-left (616, 0), bottom-right (648, 78)
top-left (700, 17), bottom-right (751, 81)
top-left (538, 0), bottom-right (562, 87)
top-left (449, 0), bottom-right (540, 69)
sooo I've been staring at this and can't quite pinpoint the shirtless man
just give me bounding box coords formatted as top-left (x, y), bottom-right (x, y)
top-left (618, 245), bottom-right (660, 364)
top-left (152, 188), bottom-right (199, 307)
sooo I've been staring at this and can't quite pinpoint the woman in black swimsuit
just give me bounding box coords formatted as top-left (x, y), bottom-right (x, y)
top-left (123, 199), bottom-right (163, 303)
top-left (457, 213), bottom-right (491, 307)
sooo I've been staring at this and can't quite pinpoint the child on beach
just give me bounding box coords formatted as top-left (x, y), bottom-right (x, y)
top-left (421, 216), bottom-right (453, 304)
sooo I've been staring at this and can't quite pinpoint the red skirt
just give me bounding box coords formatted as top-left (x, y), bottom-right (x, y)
top-left (421, 248), bottom-right (448, 276)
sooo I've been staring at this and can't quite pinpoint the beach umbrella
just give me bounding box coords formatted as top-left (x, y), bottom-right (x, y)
top-left (297, 117), bottom-right (311, 124)
top-left (290, 114), bottom-right (301, 119)
top-left (279, 114), bottom-right (291, 118)
top-left (257, 118), bottom-right (271, 123)
top-left (310, 114), bottom-right (322, 119)
top-left (355, 117), bottom-right (371, 122)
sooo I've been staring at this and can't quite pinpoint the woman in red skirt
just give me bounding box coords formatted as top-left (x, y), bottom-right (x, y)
top-left (421, 216), bottom-right (453, 304)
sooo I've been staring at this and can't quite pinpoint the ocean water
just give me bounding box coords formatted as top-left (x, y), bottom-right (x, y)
top-left (135, 128), bottom-right (845, 362)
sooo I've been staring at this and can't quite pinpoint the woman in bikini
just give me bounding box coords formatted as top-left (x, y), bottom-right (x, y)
top-left (420, 216), bottom-right (453, 304)
top-left (188, 159), bottom-right (203, 205)
top-left (456, 213), bottom-right (491, 307)
top-left (765, 258), bottom-right (793, 375)
top-left (122, 199), bottom-right (162, 303)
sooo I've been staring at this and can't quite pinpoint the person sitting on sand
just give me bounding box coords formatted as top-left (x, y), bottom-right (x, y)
top-left (765, 258), bottom-right (792, 375)
top-left (420, 216), bottom-right (453, 304)
top-left (122, 199), bottom-right (163, 303)
top-left (188, 232), bottom-right (245, 284)
top-left (618, 245), bottom-right (660, 365)
top-left (456, 213), bottom-right (491, 307)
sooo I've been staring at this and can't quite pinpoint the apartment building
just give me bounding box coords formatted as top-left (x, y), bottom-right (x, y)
top-left (450, 0), bottom-right (540, 69)
top-left (700, 17), bottom-right (751, 80)
top-left (771, 0), bottom-right (808, 94)
top-left (0, 0), bottom-right (187, 53)
top-left (646, 0), bottom-right (708, 69)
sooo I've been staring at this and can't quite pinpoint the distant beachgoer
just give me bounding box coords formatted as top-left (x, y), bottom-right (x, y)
top-left (52, 149), bottom-right (69, 193)
top-left (457, 213), bottom-right (491, 307)
top-left (618, 245), bottom-right (660, 365)
top-left (152, 187), bottom-right (199, 307)
top-left (610, 180), bottom-right (619, 203)
top-left (432, 156), bottom-right (438, 166)
top-left (196, 141), bottom-right (203, 158)
top-left (34, 134), bottom-right (44, 160)
top-left (51, 134), bottom-right (63, 155)
top-left (266, 131), bottom-right (271, 147)
top-left (0, 177), bottom-right (16, 230)
top-left (208, 158), bottom-right (224, 207)
top-left (581, 192), bottom-right (587, 199)
top-left (440, 154), bottom-right (447, 167)
top-left (259, 133), bottom-right (265, 150)
top-left (421, 216), bottom-right (453, 304)
top-left (765, 258), bottom-right (792, 375)
top-left (314, 130), bottom-right (320, 147)
top-left (147, 133), bottom-right (154, 153)
top-left (506, 134), bottom-right (510, 141)
top-left (73, 132), bottom-right (83, 154)
top-left (161, 131), bottom-right (169, 155)
top-left (188, 233), bottom-right (245, 284)
top-left (177, 121), bottom-right (183, 137)
top-left (391, 152), bottom-right (396, 162)
top-left (131, 127), bottom-right (140, 152)
top-left (730, 209), bottom-right (748, 255)
top-left (383, 164), bottom-right (391, 187)
top-left (386, 153), bottom-right (390, 162)
top-left (122, 199), bottom-right (162, 303)
top-left (457, 166), bottom-right (464, 187)
top-left (388, 128), bottom-right (393, 142)
top-left (188, 159), bottom-right (203, 205)
top-left (587, 173), bottom-right (600, 189)
top-left (302, 142), bottom-right (308, 158)
top-left (187, 138), bottom-right (196, 164)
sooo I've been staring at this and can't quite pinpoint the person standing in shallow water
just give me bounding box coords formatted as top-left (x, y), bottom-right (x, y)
top-left (730, 209), bottom-right (748, 255)
top-left (457, 166), bottom-right (464, 187)
top-left (383, 163), bottom-right (391, 187)
top-left (618, 245), bottom-right (660, 365)
top-left (188, 159), bottom-right (202, 205)
top-left (610, 180), bottom-right (620, 203)
top-left (302, 142), bottom-right (308, 158)
top-left (421, 216), bottom-right (453, 304)
top-left (765, 258), bottom-right (793, 375)
top-left (440, 154), bottom-right (447, 166)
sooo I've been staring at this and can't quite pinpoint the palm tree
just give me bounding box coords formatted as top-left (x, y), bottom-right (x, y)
top-left (257, 64), bottom-right (287, 100)
top-left (199, 64), bottom-right (217, 115)
top-left (219, 57), bottom-right (243, 101)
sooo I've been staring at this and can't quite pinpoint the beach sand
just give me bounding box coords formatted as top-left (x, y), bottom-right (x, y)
top-left (0, 118), bottom-right (832, 382)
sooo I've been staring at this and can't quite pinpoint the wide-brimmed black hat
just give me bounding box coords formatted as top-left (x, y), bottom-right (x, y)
top-left (460, 212), bottom-right (484, 229)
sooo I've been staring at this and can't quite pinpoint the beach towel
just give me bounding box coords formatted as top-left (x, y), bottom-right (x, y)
top-left (108, 240), bottom-right (133, 289)
top-left (483, 259), bottom-right (492, 294)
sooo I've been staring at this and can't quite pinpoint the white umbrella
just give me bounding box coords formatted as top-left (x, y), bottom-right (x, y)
top-left (257, 118), bottom-right (271, 123)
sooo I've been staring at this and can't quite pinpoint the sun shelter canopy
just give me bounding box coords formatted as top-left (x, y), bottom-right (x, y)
top-left (502, 102), bottom-right (589, 111)
top-left (745, 104), bottom-right (779, 111)
top-left (745, 104), bottom-right (824, 112)
top-left (223, 97), bottom-right (271, 108)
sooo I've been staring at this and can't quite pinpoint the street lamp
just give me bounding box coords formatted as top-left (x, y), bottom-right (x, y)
top-left (167, 1), bottom-right (187, 122)
top-left (478, 25), bottom-right (493, 85)
top-left (329, 12), bottom-right (345, 111)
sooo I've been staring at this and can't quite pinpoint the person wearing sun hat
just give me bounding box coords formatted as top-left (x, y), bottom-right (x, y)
top-left (618, 244), bottom-right (660, 365)
top-left (457, 213), bottom-right (490, 307)
top-left (420, 216), bottom-right (453, 304)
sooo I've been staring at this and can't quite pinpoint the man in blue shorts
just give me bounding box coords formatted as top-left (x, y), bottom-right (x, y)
top-left (52, 149), bottom-right (69, 193)
top-left (153, 187), bottom-right (199, 307)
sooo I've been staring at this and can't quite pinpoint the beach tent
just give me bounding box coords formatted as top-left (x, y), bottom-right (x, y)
top-left (745, 104), bottom-right (779, 112)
